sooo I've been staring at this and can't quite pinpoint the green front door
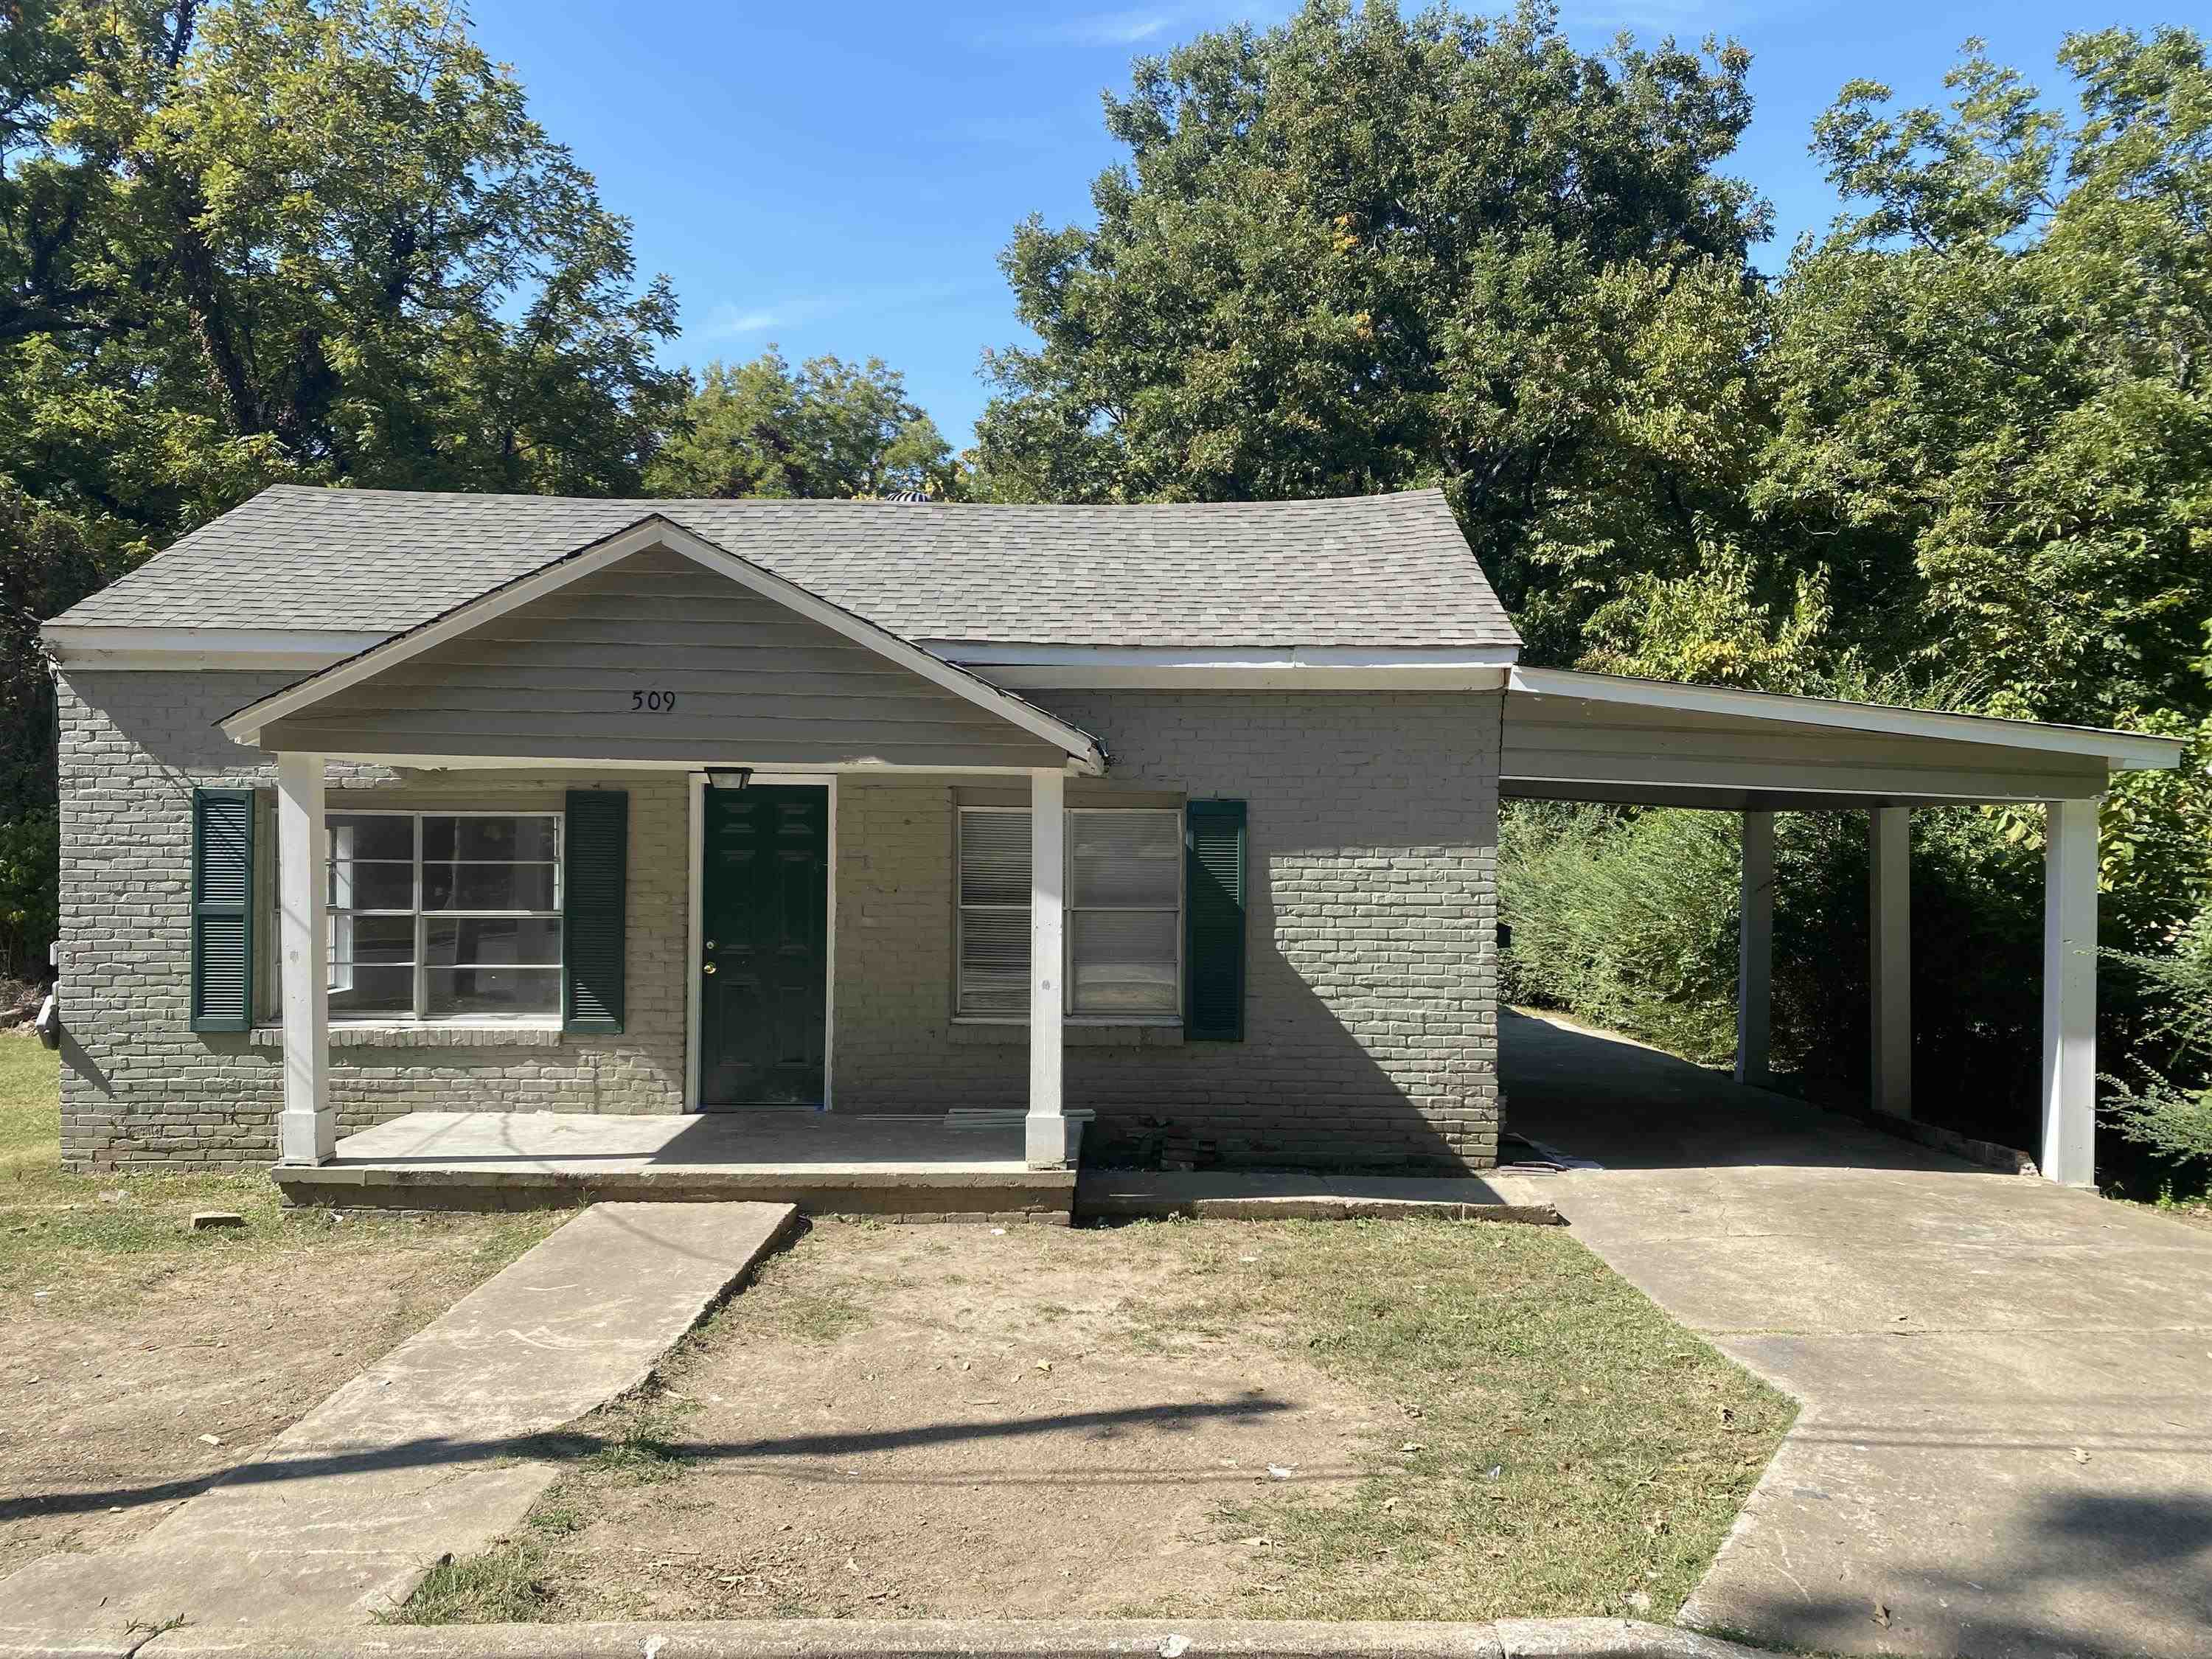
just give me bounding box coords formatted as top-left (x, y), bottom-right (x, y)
top-left (699, 785), bottom-right (828, 1108)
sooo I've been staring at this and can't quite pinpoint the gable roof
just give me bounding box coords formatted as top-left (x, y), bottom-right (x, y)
top-left (46, 484), bottom-right (1519, 651)
top-left (219, 515), bottom-right (1108, 772)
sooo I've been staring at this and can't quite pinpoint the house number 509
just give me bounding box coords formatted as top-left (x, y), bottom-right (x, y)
top-left (631, 690), bottom-right (678, 712)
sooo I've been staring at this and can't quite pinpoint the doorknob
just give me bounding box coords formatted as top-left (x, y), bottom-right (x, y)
top-left (702, 961), bottom-right (717, 975)
top-left (704, 939), bottom-right (717, 950)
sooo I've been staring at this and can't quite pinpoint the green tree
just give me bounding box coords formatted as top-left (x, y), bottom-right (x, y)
top-left (972, 0), bottom-right (1778, 661)
top-left (0, 0), bottom-right (686, 977)
top-left (647, 348), bottom-right (957, 499)
top-left (1763, 29), bottom-right (2212, 729)
top-left (2, 0), bottom-right (684, 538)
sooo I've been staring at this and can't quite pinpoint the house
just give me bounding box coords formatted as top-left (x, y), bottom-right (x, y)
top-left (40, 486), bottom-right (2183, 1208)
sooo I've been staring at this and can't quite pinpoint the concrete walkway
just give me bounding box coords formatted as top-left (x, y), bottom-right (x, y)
top-left (1503, 1009), bottom-right (2212, 1659)
top-left (1077, 1166), bottom-right (1562, 1222)
top-left (0, 1201), bottom-right (793, 1645)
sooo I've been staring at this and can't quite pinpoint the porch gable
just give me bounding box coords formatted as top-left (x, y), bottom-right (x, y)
top-left (220, 518), bottom-right (1103, 773)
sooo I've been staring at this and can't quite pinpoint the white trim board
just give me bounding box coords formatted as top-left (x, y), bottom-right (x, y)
top-left (44, 625), bottom-right (389, 671)
top-left (687, 772), bottom-right (837, 1113)
top-left (931, 641), bottom-right (1515, 691)
top-left (1508, 666), bottom-right (2186, 771)
top-left (216, 515), bottom-right (1108, 773)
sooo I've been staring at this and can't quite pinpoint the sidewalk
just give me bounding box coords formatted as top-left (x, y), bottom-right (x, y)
top-left (0, 1202), bottom-right (794, 1645)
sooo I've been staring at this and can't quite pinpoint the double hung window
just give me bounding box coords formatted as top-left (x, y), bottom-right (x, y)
top-left (955, 807), bottom-right (1183, 1020)
top-left (325, 813), bottom-right (563, 1021)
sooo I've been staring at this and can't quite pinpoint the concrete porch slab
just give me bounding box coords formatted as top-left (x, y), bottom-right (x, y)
top-left (273, 1112), bottom-right (1078, 1221)
top-left (0, 1203), bottom-right (794, 1641)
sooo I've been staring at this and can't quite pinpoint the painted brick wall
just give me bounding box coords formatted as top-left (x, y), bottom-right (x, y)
top-left (58, 672), bottom-right (1500, 1173)
top-left (55, 671), bottom-right (689, 1172)
top-left (833, 691), bottom-right (1503, 1170)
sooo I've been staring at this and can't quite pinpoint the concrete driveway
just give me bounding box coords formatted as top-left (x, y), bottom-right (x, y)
top-left (1502, 1009), bottom-right (2212, 1659)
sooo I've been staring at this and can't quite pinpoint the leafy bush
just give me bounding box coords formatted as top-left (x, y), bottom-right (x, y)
top-left (1498, 804), bottom-right (1742, 1065)
top-left (0, 812), bottom-right (57, 983)
top-left (2105, 913), bottom-right (2212, 1169)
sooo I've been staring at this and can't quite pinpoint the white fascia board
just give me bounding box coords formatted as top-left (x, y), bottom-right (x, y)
top-left (1509, 666), bottom-right (2186, 771)
top-left (218, 516), bottom-right (1107, 773)
top-left (927, 641), bottom-right (1519, 689)
top-left (984, 664), bottom-right (1510, 690)
top-left (42, 625), bottom-right (389, 671)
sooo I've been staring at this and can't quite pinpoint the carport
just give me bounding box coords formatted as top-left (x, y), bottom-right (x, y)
top-left (1498, 667), bottom-right (2188, 1185)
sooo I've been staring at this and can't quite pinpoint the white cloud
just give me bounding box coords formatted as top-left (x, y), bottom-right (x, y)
top-left (702, 306), bottom-right (789, 338)
top-left (1065, 9), bottom-right (1176, 45)
top-left (969, 3), bottom-right (1295, 52)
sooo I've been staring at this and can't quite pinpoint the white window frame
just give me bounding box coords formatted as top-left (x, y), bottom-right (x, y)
top-left (319, 809), bottom-right (566, 1026)
top-left (955, 804), bottom-right (1184, 1024)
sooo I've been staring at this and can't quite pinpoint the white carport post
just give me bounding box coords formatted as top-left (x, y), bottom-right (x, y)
top-left (2041, 798), bottom-right (2099, 1186)
top-left (1868, 806), bottom-right (1912, 1119)
top-left (275, 751), bottom-right (333, 1164)
top-left (1025, 768), bottom-right (1076, 1170)
top-left (1735, 810), bottom-right (1775, 1087)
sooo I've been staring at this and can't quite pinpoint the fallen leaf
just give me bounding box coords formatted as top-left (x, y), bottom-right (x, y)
top-left (1874, 1602), bottom-right (1892, 1629)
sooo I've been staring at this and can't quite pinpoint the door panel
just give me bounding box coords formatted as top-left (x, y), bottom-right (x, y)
top-left (699, 785), bottom-right (827, 1107)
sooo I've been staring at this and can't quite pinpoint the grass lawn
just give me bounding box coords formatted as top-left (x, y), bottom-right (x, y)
top-left (0, 1033), bottom-right (557, 1575)
top-left (398, 1214), bottom-right (1796, 1626)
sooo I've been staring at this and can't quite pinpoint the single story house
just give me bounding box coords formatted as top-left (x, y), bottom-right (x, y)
top-left (41, 487), bottom-right (2183, 1194)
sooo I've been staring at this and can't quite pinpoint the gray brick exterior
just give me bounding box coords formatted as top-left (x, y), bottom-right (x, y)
top-left (57, 674), bottom-right (1500, 1174)
top-left (835, 692), bottom-right (1500, 1170)
top-left (56, 672), bottom-right (689, 1170)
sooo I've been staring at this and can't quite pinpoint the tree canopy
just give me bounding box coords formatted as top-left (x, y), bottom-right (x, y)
top-left (1, 0), bottom-right (684, 549)
top-left (971, 0), bottom-right (1773, 661)
top-left (647, 348), bottom-right (957, 500)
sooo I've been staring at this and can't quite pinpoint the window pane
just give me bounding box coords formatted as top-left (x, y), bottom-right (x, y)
top-left (328, 815), bottom-right (413, 861)
top-left (425, 967), bottom-right (560, 1018)
top-left (328, 860), bottom-right (414, 911)
top-left (330, 964), bottom-right (413, 1019)
top-left (422, 863), bottom-right (558, 911)
top-left (1071, 911), bottom-right (1179, 1015)
top-left (424, 815), bottom-right (560, 863)
top-left (957, 908), bottom-right (1030, 1016)
top-left (1071, 811), bottom-right (1181, 908)
top-left (330, 914), bottom-right (414, 966)
top-left (958, 810), bottom-right (1030, 906)
top-left (425, 917), bottom-right (563, 967)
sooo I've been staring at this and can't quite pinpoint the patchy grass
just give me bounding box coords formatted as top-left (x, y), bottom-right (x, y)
top-left (0, 1034), bottom-right (556, 1305)
top-left (0, 1032), bottom-right (567, 1576)
top-left (1113, 1218), bottom-right (1795, 1621)
top-left (391, 1217), bottom-right (1792, 1626)
top-left (394, 1541), bottom-right (557, 1626)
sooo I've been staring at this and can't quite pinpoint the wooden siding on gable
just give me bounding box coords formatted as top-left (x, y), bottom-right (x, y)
top-left (1502, 695), bottom-right (2110, 805)
top-left (257, 547), bottom-right (1072, 768)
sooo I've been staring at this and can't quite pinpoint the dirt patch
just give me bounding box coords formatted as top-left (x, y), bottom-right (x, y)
top-left (408, 1215), bottom-right (1792, 1625)
top-left (0, 1215), bottom-right (552, 1576)
top-left (473, 1221), bottom-right (1384, 1621)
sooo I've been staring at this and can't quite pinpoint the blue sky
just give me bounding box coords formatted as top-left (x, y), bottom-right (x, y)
top-left (467, 0), bottom-right (2190, 448)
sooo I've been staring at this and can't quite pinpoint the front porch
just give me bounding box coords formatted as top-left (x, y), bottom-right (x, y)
top-left (272, 1109), bottom-right (1078, 1220)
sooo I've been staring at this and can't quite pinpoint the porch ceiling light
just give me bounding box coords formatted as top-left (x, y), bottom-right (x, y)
top-left (706, 768), bottom-right (753, 791)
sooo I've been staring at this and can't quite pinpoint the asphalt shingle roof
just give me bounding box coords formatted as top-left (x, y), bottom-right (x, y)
top-left (48, 485), bottom-right (1520, 650)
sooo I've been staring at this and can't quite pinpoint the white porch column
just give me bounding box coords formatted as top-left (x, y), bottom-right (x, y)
top-left (276, 751), bottom-right (333, 1164)
top-left (1025, 768), bottom-right (1075, 1169)
top-left (2041, 798), bottom-right (2099, 1186)
top-left (1735, 810), bottom-right (1775, 1087)
top-left (1868, 805), bottom-right (1912, 1119)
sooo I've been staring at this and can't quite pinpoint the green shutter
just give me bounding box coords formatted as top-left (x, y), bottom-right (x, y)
top-left (1184, 799), bottom-right (1246, 1040)
top-left (563, 789), bottom-right (628, 1034)
top-left (190, 787), bottom-right (256, 1033)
